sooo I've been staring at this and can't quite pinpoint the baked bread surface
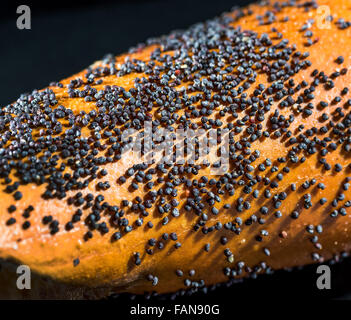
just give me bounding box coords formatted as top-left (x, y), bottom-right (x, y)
top-left (1, 0), bottom-right (351, 299)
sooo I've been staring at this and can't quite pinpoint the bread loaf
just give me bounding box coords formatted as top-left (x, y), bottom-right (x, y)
top-left (1, 0), bottom-right (351, 299)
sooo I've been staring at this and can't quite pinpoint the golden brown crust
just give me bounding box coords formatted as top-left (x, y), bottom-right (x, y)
top-left (1, 0), bottom-right (351, 299)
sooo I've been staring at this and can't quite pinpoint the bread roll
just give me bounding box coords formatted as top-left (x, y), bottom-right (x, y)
top-left (1, 0), bottom-right (351, 299)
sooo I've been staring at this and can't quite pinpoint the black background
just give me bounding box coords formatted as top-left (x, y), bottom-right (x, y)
top-left (0, 0), bottom-right (351, 304)
top-left (0, 0), bottom-right (253, 106)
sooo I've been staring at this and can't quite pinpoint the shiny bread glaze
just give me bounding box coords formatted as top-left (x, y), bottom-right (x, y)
top-left (0, 0), bottom-right (351, 299)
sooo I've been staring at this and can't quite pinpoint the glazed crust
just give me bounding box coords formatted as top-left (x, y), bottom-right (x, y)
top-left (1, 0), bottom-right (351, 299)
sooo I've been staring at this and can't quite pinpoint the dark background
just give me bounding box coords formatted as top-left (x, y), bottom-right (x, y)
top-left (0, 0), bottom-right (253, 106)
top-left (0, 0), bottom-right (351, 304)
